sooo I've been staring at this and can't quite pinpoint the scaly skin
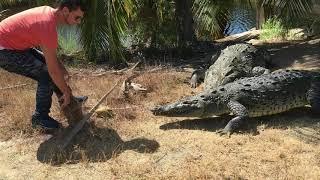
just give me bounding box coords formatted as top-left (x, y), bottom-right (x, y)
top-left (190, 43), bottom-right (271, 89)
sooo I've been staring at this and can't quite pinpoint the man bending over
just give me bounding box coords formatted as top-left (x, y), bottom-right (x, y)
top-left (0, 0), bottom-right (87, 129)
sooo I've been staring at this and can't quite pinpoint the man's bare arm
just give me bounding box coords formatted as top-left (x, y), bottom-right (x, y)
top-left (41, 46), bottom-right (71, 107)
top-left (57, 58), bottom-right (70, 81)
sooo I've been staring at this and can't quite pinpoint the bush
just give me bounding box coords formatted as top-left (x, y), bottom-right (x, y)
top-left (58, 26), bottom-right (83, 56)
top-left (260, 18), bottom-right (286, 41)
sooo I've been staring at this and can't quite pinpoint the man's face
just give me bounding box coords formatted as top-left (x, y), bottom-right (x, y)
top-left (63, 7), bottom-right (84, 25)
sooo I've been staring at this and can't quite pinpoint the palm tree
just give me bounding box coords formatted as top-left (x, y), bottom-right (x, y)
top-left (129, 0), bottom-right (176, 48)
top-left (192, 0), bottom-right (231, 39)
top-left (0, 0), bottom-right (316, 66)
top-left (80, 0), bottom-right (136, 65)
top-left (175, 0), bottom-right (195, 45)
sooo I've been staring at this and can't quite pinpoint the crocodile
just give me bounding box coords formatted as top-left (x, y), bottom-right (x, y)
top-left (190, 43), bottom-right (272, 90)
top-left (152, 69), bottom-right (320, 135)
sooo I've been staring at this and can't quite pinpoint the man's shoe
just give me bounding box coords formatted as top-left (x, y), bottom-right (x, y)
top-left (31, 115), bottom-right (61, 130)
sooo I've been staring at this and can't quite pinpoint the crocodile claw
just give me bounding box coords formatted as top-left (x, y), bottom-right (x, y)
top-left (217, 129), bottom-right (232, 137)
top-left (190, 81), bottom-right (198, 88)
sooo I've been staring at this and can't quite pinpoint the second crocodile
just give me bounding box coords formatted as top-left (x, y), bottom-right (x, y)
top-left (191, 43), bottom-right (272, 90)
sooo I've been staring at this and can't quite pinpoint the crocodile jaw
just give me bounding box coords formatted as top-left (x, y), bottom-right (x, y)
top-left (151, 99), bottom-right (205, 117)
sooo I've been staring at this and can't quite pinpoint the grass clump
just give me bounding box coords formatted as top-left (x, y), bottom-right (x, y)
top-left (260, 18), bottom-right (287, 41)
top-left (58, 26), bottom-right (89, 67)
top-left (58, 26), bottom-right (83, 56)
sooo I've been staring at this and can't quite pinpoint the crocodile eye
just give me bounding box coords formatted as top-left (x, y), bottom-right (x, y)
top-left (211, 90), bottom-right (217, 94)
top-left (244, 84), bottom-right (251, 87)
top-left (183, 101), bottom-right (191, 105)
top-left (219, 88), bottom-right (225, 91)
top-left (183, 100), bottom-right (198, 105)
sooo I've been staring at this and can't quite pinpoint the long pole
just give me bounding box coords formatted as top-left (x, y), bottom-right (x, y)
top-left (60, 61), bottom-right (140, 150)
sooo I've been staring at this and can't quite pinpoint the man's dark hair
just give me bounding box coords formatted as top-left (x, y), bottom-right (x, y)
top-left (57, 0), bottom-right (87, 12)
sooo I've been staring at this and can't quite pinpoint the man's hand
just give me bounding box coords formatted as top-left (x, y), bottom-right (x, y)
top-left (60, 86), bottom-right (72, 108)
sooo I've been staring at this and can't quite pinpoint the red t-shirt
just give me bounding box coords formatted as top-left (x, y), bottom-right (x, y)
top-left (0, 6), bottom-right (58, 50)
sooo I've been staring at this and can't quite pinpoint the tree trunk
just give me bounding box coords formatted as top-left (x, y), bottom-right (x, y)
top-left (313, 0), bottom-right (320, 15)
top-left (256, 3), bottom-right (265, 29)
top-left (175, 0), bottom-right (195, 46)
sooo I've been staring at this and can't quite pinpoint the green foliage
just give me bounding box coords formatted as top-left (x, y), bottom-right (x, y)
top-left (260, 18), bottom-right (286, 40)
top-left (58, 26), bottom-right (83, 56)
top-left (289, 14), bottom-right (320, 29)
top-left (80, 0), bottom-right (135, 64)
top-left (0, 0), bottom-right (53, 9)
top-left (259, 0), bottom-right (313, 27)
top-left (0, 0), bottom-right (29, 8)
top-left (0, 0), bottom-right (317, 66)
top-left (0, 10), bottom-right (6, 20)
top-left (193, 0), bottom-right (230, 40)
top-left (126, 0), bottom-right (178, 48)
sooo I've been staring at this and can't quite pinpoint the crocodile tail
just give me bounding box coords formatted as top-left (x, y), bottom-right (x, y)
top-left (308, 76), bottom-right (320, 112)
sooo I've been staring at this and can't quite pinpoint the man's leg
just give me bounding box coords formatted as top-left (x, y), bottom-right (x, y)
top-left (0, 49), bottom-right (62, 129)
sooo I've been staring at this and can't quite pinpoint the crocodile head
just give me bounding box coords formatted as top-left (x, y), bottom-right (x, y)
top-left (151, 91), bottom-right (228, 117)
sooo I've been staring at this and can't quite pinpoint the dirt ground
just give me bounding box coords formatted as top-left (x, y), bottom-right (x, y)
top-left (259, 38), bottom-right (320, 70)
top-left (0, 37), bottom-right (320, 179)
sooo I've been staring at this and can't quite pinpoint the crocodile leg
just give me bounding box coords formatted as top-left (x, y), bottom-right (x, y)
top-left (252, 66), bottom-right (270, 76)
top-left (218, 100), bottom-right (249, 136)
top-left (220, 71), bottom-right (242, 86)
top-left (307, 79), bottom-right (320, 113)
top-left (190, 69), bottom-right (205, 88)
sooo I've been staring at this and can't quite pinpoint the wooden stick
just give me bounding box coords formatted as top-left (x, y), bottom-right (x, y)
top-left (60, 61), bottom-right (141, 150)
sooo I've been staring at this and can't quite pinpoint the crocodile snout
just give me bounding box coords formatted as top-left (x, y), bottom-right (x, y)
top-left (150, 105), bottom-right (162, 115)
top-left (151, 105), bottom-right (171, 116)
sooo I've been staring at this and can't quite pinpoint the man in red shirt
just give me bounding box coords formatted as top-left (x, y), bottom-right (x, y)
top-left (0, 0), bottom-right (87, 130)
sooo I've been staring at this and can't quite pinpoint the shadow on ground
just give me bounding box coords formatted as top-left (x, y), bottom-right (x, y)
top-left (257, 39), bottom-right (320, 69)
top-left (37, 123), bottom-right (159, 165)
top-left (160, 107), bottom-right (320, 143)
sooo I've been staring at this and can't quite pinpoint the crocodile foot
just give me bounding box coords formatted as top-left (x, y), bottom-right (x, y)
top-left (217, 128), bottom-right (232, 137)
top-left (217, 116), bottom-right (247, 137)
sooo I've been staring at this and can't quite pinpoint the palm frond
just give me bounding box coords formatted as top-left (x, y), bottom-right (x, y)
top-left (80, 0), bottom-right (137, 64)
top-left (260, 0), bottom-right (313, 26)
top-left (193, 0), bottom-right (231, 39)
top-left (0, 0), bottom-right (51, 8)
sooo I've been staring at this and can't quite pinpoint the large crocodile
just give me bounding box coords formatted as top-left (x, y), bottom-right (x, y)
top-left (152, 69), bottom-right (320, 135)
top-left (190, 43), bottom-right (272, 90)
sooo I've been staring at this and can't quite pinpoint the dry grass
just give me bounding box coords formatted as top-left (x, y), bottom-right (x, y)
top-left (0, 67), bottom-right (320, 179)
